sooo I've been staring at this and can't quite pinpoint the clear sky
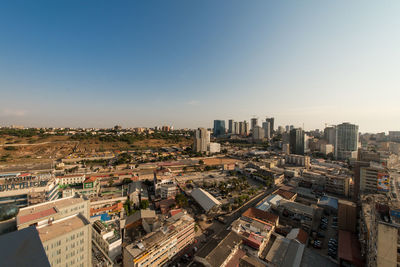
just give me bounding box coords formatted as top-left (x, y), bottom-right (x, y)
top-left (1, 1), bottom-right (399, 133)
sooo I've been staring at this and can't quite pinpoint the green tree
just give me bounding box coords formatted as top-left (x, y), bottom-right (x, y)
top-left (140, 200), bottom-right (149, 209)
top-left (175, 193), bottom-right (188, 207)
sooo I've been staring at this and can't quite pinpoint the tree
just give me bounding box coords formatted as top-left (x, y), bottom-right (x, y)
top-left (175, 193), bottom-right (188, 207)
top-left (140, 200), bottom-right (149, 209)
top-left (198, 160), bottom-right (204, 165)
top-left (108, 180), bottom-right (114, 187)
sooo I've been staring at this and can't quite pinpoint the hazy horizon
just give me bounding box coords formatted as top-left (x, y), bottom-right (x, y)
top-left (1, 1), bottom-right (400, 133)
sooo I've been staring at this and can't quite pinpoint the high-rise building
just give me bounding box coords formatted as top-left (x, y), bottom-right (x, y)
top-left (266, 117), bottom-right (274, 136)
top-left (233, 121), bottom-right (239, 135)
top-left (336, 122), bottom-right (359, 160)
top-left (282, 143), bottom-right (290, 154)
top-left (289, 128), bottom-right (305, 155)
top-left (16, 195), bottom-right (92, 267)
top-left (213, 120), bottom-right (225, 137)
top-left (252, 126), bottom-right (264, 141)
top-left (250, 118), bottom-right (258, 131)
top-left (194, 128), bottom-right (210, 153)
top-left (285, 125), bottom-right (290, 133)
top-left (324, 126), bottom-right (336, 145)
top-left (228, 119), bottom-right (234, 134)
top-left (244, 121), bottom-right (250, 136)
top-left (389, 131), bottom-right (400, 142)
top-left (238, 122), bottom-right (245, 136)
top-left (262, 121), bottom-right (271, 139)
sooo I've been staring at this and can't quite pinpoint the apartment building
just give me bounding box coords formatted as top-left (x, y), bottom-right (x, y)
top-left (360, 162), bottom-right (389, 194)
top-left (37, 214), bottom-right (92, 267)
top-left (359, 194), bottom-right (400, 267)
top-left (160, 183), bottom-right (179, 199)
top-left (123, 211), bottom-right (195, 267)
top-left (16, 195), bottom-right (92, 267)
top-left (16, 194), bottom-right (89, 230)
top-left (92, 220), bottom-right (122, 261)
top-left (325, 174), bottom-right (351, 197)
top-left (284, 154), bottom-right (310, 168)
top-left (57, 174), bottom-right (86, 186)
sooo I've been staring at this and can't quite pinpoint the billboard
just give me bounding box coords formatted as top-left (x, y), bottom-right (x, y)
top-left (377, 172), bottom-right (390, 192)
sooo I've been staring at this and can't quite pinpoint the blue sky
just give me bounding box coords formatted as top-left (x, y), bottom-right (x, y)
top-left (0, 1), bottom-right (399, 132)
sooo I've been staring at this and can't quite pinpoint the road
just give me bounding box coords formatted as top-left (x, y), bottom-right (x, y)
top-left (0, 140), bottom-right (79, 147)
top-left (185, 186), bottom-right (277, 266)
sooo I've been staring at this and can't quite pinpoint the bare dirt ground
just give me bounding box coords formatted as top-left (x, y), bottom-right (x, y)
top-left (0, 135), bottom-right (191, 165)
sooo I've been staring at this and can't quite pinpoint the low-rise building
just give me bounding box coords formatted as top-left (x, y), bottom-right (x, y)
top-left (160, 183), bottom-right (179, 199)
top-left (57, 174), bottom-right (86, 186)
top-left (92, 220), bottom-right (122, 261)
top-left (191, 187), bottom-right (221, 213)
top-left (123, 211), bottom-right (195, 267)
top-left (285, 154), bottom-right (310, 168)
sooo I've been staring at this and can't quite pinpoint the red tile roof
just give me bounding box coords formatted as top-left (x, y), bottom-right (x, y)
top-left (18, 208), bottom-right (57, 224)
top-left (243, 207), bottom-right (279, 225)
top-left (90, 202), bottom-right (122, 216)
top-left (170, 209), bottom-right (182, 217)
top-left (274, 189), bottom-right (296, 200)
top-left (84, 176), bottom-right (97, 183)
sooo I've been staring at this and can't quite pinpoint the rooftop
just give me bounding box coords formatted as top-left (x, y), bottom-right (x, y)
top-left (191, 188), bottom-right (221, 212)
top-left (278, 199), bottom-right (315, 216)
top-left (273, 189), bottom-right (296, 200)
top-left (37, 214), bottom-right (89, 243)
top-left (265, 235), bottom-right (305, 267)
top-left (17, 195), bottom-right (86, 226)
top-left (242, 207), bottom-right (279, 225)
top-left (203, 231), bottom-right (242, 267)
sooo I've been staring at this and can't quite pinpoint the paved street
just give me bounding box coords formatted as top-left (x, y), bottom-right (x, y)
top-left (185, 187), bottom-right (277, 266)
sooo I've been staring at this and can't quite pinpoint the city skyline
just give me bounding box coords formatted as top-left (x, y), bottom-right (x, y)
top-left (1, 1), bottom-right (400, 132)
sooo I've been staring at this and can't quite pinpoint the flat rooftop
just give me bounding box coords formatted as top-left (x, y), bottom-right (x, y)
top-left (37, 214), bottom-right (89, 243)
top-left (17, 196), bottom-right (85, 225)
top-left (278, 199), bottom-right (315, 216)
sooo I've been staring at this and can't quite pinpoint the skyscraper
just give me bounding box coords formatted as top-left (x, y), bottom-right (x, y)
top-left (262, 121), bottom-right (270, 139)
top-left (336, 122), bottom-right (359, 160)
top-left (213, 120), bottom-right (226, 137)
top-left (194, 128), bottom-right (210, 152)
top-left (251, 118), bottom-right (258, 131)
top-left (266, 117), bottom-right (274, 136)
top-left (244, 121), bottom-right (250, 136)
top-left (289, 128), bottom-right (305, 155)
top-left (324, 126), bottom-right (336, 145)
top-left (252, 126), bottom-right (264, 141)
top-left (234, 121), bottom-right (239, 134)
top-left (228, 119), bottom-right (234, 134)
top-left (239, 121), bottom-right (245, 136)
